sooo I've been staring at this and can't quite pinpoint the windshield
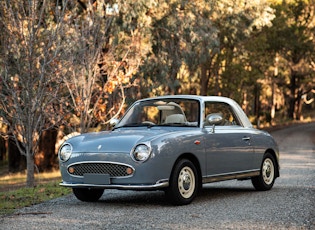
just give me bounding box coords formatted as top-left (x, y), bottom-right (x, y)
top-left (116, 98), bottom-right (200, 128)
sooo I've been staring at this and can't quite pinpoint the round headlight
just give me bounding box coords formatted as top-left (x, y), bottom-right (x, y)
top-left (59, 144), bottom-right (72, 162)
top-left (132, 144), bottom-right (151, 162)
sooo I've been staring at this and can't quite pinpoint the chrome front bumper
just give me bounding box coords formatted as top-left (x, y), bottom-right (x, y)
top-left (60, 180), bottom-right (169, 191)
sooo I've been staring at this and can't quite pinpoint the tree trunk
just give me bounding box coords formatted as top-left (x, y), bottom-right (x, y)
top-left (26, 151), bottom-right (35, 187)
top-left (254, 84), bottom-right (261, 127)
top-left (288, 71), bottom-right (297, 119)
top-left (36, 129), bottom-right (58, 171)
top-left (200, 63), bottom-right (209, 96)
top-left (0, 136), bottom-right (6, 162)
top-left (295, 89), bottom-right (304, 120)
top-left (8, 138), bottom-right (26, 172)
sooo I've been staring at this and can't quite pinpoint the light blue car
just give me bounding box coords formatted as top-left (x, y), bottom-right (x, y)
top-left (58, 95), bottom-right (280, 205)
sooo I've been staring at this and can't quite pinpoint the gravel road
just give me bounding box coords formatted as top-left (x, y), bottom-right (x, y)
top-left (1, 123), bottom-right (314, 230)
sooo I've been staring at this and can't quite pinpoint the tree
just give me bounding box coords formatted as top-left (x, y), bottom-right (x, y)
top-left (140, 0), bottom-right (218, 96)
top-left (201, 0), bottom-right (275, 99)
top-left (0, 0), bottom-right (153, 181)
top-left (59, 0), bottom-right (116, 133)
top-left (0, 0), bottom-right (69, 186)
top-left (140, 0), bottom-right (276, 99)
top-left (60, 0), bottom-right (152, 133)
top-left (264, 0), bottom-right (315, 120)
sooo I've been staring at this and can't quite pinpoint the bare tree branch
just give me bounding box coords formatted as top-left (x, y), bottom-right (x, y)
top-left (0, 0), bottom-right (70, 186)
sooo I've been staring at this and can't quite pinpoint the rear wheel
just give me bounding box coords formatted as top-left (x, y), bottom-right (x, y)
top-left (72, 188), bottom-right (104, 202)
top-left (251, 152), bottom-right (276, 191)
top-left (165, 159), bottom-right (199, 205)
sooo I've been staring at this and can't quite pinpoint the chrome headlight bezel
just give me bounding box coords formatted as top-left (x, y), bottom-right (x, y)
top-left (131, 143), bottom-right (151, 162)
top-left (59, 143), bottom-right (72, 162)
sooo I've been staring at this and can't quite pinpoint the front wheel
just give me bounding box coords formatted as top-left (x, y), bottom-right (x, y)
top-left (165, 159), bottom-right (199, 205)
top-left (251, 153), bottom-right (276, 191)
top-left (72, 188), bottom-right (104, 202)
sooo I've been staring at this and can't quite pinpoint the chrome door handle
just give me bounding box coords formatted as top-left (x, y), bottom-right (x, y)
top-left (242, 137), bottom-right (251, 141)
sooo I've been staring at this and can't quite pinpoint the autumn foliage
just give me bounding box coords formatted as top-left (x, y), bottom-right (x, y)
top-left (0, 0), bottom-right (314, 185)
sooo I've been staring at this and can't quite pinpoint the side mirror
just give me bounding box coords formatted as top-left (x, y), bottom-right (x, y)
top-left (207, 113), bottom-right (223, 125)
top-left (109, 118), bottom-right (119, 127)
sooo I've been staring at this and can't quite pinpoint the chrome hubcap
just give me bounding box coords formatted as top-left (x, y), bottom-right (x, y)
top-left (178, 166), bottom-right (195, 198)
top-left (262, 158), bottom-right (274, 185)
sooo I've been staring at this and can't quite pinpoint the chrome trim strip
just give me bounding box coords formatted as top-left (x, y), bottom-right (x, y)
top-left (60, 180), bottom-right (169, 190)
top-left (202, 170), bottom-right (260, 184)
top-left (67, 161), bottom-right (135, 179)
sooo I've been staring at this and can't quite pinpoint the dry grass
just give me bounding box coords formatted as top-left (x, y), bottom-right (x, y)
top-left (0, 170), bottom-right (71, 216)
top-left (0, 170), bottom-right (62, 192)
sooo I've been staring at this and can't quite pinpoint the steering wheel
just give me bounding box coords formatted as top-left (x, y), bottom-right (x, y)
top-left (142, 121), bottom-right (155, 126)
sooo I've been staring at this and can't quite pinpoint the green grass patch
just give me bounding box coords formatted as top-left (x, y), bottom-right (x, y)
top-left (0, 178), bottom-right (71, 216)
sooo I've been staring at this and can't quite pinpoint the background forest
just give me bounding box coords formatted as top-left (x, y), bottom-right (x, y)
top-left (0, 0), bottom-right (314, 186)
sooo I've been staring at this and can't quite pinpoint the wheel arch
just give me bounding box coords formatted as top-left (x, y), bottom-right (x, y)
top-left (265, 148), bottom-right (280, 178)
top-left (171, 152), bottom-right (202, 189)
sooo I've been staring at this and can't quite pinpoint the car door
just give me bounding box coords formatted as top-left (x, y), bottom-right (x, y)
top-left (203, 102), bottom-right (255, 176)
top-left (204, 126), bottom-right (254, 175)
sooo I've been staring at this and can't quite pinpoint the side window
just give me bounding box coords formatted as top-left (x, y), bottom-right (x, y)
top-left (204, 102), bottom-right (240, 126)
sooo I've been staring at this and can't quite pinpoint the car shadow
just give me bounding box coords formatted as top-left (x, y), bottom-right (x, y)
top-left (97, 183), bottom-right (256, 206)
top-left (98, 190), bottom-right (168, 206)
top-left (196, 184), bottom-right (255, 202)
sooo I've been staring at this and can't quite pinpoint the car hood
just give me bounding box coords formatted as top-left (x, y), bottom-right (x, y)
top-left (66, 128), bottom-right (173, 153)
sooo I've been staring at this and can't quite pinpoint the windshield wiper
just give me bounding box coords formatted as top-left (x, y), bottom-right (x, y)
top-left (113, 122), bottom-right (155, 130)
top-left (159, 123), bottom-right (190, 127)
top-left (112, 123), bottom-right (139, 130)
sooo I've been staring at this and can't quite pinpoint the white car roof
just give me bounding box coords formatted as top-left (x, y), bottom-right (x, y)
top-left (139, 95), bottom-right (253, 128)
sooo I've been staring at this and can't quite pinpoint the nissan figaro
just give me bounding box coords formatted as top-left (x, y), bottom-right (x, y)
top-left (59, 95), bottom-right (279, 205)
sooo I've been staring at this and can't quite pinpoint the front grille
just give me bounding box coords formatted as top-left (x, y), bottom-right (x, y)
top-left (68, 162), bottom-right (133, 178)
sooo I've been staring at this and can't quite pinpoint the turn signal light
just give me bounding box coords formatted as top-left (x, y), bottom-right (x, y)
top-left (126, 167), bottom-right (134, 175)
top-left (68, 167), bottom-right (75, 174)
